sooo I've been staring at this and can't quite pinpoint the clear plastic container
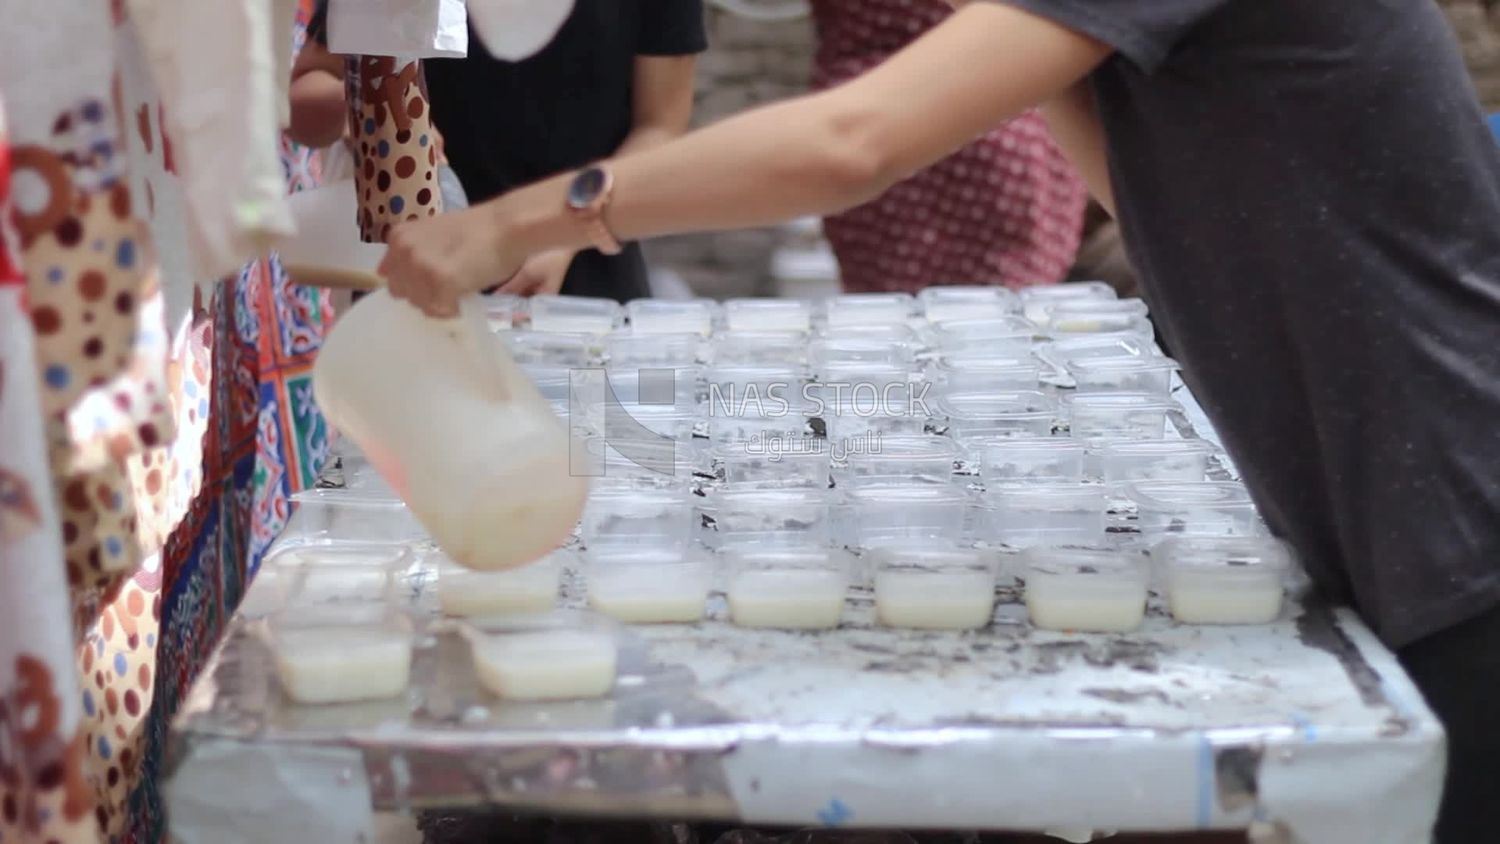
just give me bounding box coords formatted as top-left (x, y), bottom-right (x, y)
top-left (528, 295), bottom-right (623, 335)
top-left (1022, 547), bottom-right (1149, 633)
top-left (817, 323), bottom-right (918, 346)
top-left (930, 317), bottom-right (1037, 355)
top-left (522, 364), bottom-right (574, 405)
top-left (584, 547), bottom-right (712, 623)
top-left (708, 404), bottom-right (813, 447)
top-left (986, 483), bottom-right (1106, 547)
top-left (269, 607), bottom-right (413, 705)
top-left (1128, 481), bottom-right (1261, 542)
top-left (1067, 355), bottom-right (1179, 397)
top-left (435, 549), bottom-right (569, 617)
top-left (627, 299), bottom-right (717, 336)
top-left (482, 293), bottom-right (522, 332)
top-left (938, 391), bottom-right (1056, 440)
top-left (461, 610), bottom-right (621, 701)
top-left (1020, 281), bottom-right (1117, 325)
top-left (1156, 536), bottom-right (1290, 625)
top-left (809, 338), bottom-right (914, 373)
top-left (842, 435), bottom-right (958, 487)
top-left (607, 332), bottom-right (703, 368)
top-left (285, 489), bottom-right (428, 546)
top-left (920, 286), bottom-right (1019, 323)
top-left (848, 485), bottom-right (970, 546)
top-left (822, 399), bottom-right (927, 445)
top-left (587, 440), bottom-right (698, 489)
top-left (824, 292), bottom-right (914, 328)
top-left (975, 437), bottom-right (1086, 484)
top-left (870, 544), bottom-right (997, 630)
top-left (707, 365), bottom-right (805, 406)
top-left (716, 440), bottom-right (831, 489)
top-left (723, 547), bottom-right (850, 629)
top-left (712, 330), bottom-right (808, 366)
top-left (724, 298), bottom-right (813, 332)
top-left (1066, 392), bottom-right (1171, 441)
top-left (1101, 440), bottom-right (1215, 484)
top-left (1047, 309), bottom-right (1154, 339)
top-left (507, 331), bottom-right (605, 367)
top-left (1039, 333), bottom-right (1151, 368)
top-left (932, 356), bottom-right (1042, 394)
top-left (581, 488), bottom-right (695, 549)
top-left (710, 487), bottom-right (833, 547)
top-left (1042, 297), bottom-right (1149, 328)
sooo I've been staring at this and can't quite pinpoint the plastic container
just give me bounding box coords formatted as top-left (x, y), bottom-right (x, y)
top-left (869, 544), bottom-right (996, 630)
top-left (607, 332), bottom-right (703, 368)
top-left (482, 293), bottom-right (522, 332)
top-left (712, 330), bottom-right (808, 366)
top-left (506, 331), bottom-right (605, 367)
top-left (986, 483), bottom-right (1107, 548)
top-left (848, 485), bottom-right (970, 546)
top-left (809, 338), bottom-right (914, 373)
top-left (1022, 547), bottom-right (1149, 633)
top-left (314, 293), bottom-right (589, 572)
top-left (1042, 297), bottom-right (1149, 328)
top-left (708, 404), bottom-right (813, 447)
top-left (723, 547), bottom-right (850, 629)
top-left (930, 317), bottom-right (1037, 355)
top-left (1020, 281), bottom-right (1118, 325)
top-left (1156, 536), bottom-right (1290, 625)
top-left (817, 323), bottom-right (918, 346)
top-left (528, 295), bottom-right (623, 335)
top-left (604, 366), bottom-right (701, 409)
top-left (269, 605), bottom-right (413, 705)
top-left (842, 435), bottom-right (958, 487)
top-left (724, 298), bottom-right (812, 333)
top-left (581, 487), bottom-right (694, 549)
top-left (586, 440), bottom-right (698, 489)
top-left (1066, 392), bottom-right (1171, 441)
top-left (1047, 308), bottom-right (1154, 339)
top-left (1128, 481), bottom-right (1261, 542)
top-left (1039, 333), bottom-right (1151, 368)
top-left (1067, 356), bottom-right (1179, 397)
top-left (824, 292), bottom-right (914, 328)
top-left (920, 286), bottom-right (1019, 323)
top-left (1101, 440), bottom-right (1215, 485)
top-left (461, 610), bottom-right (621, 701)
top-left (975, 437), bottom-right (1086, 485)
top-left (716, 440), bottom-right (831, 489)
top-left (285, 489), bottom-right (429, 546)
top-left (628, 299), bottom-right (716, 336)
top-left (938, 391), bottom-right (1056, 440)
top-left (584, 547), bottom-right (712, 623)
top-left (710, 487), bottom-right (833, 547)
top-left (822, 399), bottom-right (927, 445)
top-left (435, 549), bottom-right (569, 616)
top-left (932, 356), bottom-right (1042, 394)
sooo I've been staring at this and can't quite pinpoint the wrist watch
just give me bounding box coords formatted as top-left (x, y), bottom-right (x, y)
top-left (566, 164), bottom-right (623, 256)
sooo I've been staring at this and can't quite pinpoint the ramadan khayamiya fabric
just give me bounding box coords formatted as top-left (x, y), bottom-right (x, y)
top-left (0, 1), bottom-right (334, 841)
top-left (810, 0), bottom-right (1087, 291)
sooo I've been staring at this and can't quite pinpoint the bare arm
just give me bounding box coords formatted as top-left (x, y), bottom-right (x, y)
top-left (288, 40), bottom-right (347, 148)
top-left (1040, 81), bottom-right (1115, 215)
top-left (382, 2), bottom-right (1112, 315)
top-left (617, 54), bottom-right (699, 156)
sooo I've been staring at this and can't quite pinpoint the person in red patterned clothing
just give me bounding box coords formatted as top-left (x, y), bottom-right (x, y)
top-left (809, 0), bottom-right (1087, 293)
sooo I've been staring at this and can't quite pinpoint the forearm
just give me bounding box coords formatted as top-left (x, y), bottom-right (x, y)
top-left (1040, 81), bottom-right (1115, 216)
top-left (614, 123), bottom-right (687, 158)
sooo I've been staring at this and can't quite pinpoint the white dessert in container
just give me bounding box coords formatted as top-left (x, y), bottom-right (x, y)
top-left (462, 611), bottom-right (621, 702)
top-left (724, 547), bottom-right (849, 629)
top-left (1022, 547), bottom-right (1149, 633)
top-left (585, 548), bottom-right (711, 623)
top-left (436, 550), bottom-right (569, 617)
top-left (528, 294), bottom-right (622, 335)
top-left (869, 545), bottom-right (996, 630)
top-left (272, 621), bottom-right (414, 705)
top-left (724, 298), bottom-right (812, 333)
top-left (1157, 536), bottom-right (1290, 625)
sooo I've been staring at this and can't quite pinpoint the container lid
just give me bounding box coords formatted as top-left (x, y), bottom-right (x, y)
top-left (1126, 480), bottom-right (1254, 508)
top-left (270, 543), bottom-right (413, 571)
top-left (818, 323), bottom-right (918, 344)
top-left (933, 316), bottom-right (1038, 340)
top-left (975, 436), bottom-right (1085, 457)
top-left (1154, 535), bottom-right (1292, 572)
top-left (939, 391), bottom-right (1055, 420)
top-left (1019, 281), bottom-right (1118, 303)
top-left (1020, 546), bottom-right (1146, 578)
top-left (848, 485), bottom-right (969, 506)
top-left (1045, 297), bottom-right (1149, 319)
top-left (1067, 355), bottom-right (1179, 375)
top-left (988, 482), bottom-right (1105, 509)
top-left (1064, 391), bottom-right (1173, 412)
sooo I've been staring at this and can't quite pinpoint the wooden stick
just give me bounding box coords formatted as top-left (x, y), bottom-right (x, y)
top-left (281, 264), bottom-right (383, 291)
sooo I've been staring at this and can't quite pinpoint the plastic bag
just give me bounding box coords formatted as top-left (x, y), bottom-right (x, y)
top-left (327, 0), bottom-right (467, 59)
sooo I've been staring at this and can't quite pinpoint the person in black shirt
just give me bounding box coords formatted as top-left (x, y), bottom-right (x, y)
top-left (423, 0), bottom-right (706, 302)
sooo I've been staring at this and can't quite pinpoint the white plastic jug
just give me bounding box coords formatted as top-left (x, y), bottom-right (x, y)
top-left (313, 290), bottom-right (588, 570)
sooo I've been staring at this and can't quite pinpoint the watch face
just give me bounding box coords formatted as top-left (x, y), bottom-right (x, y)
top-left (568, 167), bottom-right (606, 209)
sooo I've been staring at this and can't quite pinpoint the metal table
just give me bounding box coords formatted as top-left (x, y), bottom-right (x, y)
top-left (165, 384), bottom-right (1444, 844)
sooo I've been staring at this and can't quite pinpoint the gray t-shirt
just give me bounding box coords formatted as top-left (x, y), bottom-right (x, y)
top-left (1001, 0), bottom-right (1500, 646)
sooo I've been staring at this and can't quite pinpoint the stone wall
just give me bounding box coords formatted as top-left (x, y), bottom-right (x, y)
top-left (642, 6), bottom-right (817, 299)
top-left (1442, 0), bottom-right (1500, 110)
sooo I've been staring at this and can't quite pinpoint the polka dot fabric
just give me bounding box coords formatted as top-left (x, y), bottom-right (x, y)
top-left (810, 0), bottom-right (1087, 292)
top-left (346, 57), bottom-right (445, 243)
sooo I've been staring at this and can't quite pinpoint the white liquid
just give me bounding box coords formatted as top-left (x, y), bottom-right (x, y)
top-left (588, 568), bottom-right (708, 623)
top-left (470, 630), bottom-right (617, 701)
top-left (874, 570), bottom-right (995, 630)
top-left (1168, 571), bottom-right (1283, 625)
top-left (439, 562), bottom-right (560, 617)
top-left (728, 569), bottom-right (846, 629)
top-left (1025, 576), bottom-right (1147, 633)
top-left (274, 627), bottom-right (411, 704)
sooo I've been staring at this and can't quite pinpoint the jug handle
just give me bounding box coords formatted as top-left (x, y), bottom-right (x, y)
top-left (450, 294), bottom-right (513, 403)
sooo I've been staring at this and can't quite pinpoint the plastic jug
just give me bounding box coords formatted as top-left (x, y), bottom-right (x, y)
top-left (313, 290), bottom-right (588, 570)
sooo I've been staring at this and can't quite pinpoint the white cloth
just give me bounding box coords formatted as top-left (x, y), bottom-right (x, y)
top-left (466, 0), bottom-right (575, 60)
top-left (328, 0), bottom-right (468, 59)
top-left (126, 0), bottom-right (295, 283)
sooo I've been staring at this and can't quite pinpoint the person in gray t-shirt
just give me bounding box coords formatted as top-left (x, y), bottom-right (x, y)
top-left (378, 1), bottom-right (1500, 838)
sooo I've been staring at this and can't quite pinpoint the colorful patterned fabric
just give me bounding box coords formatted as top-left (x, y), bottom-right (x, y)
top-left (810, 0), bottom-right (1088, 292)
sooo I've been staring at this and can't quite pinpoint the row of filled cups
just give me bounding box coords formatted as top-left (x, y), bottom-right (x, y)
top-left (486, 283), bottom-right (1132, 337)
